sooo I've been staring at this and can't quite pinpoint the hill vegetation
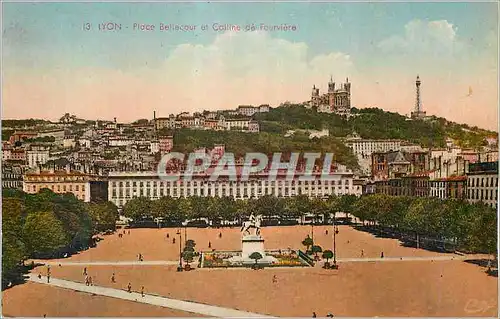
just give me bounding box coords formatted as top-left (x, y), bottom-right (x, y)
top-left (254, 105), bottom-right (495, 149)
top-left (165, 128), bottom-right (359, 170)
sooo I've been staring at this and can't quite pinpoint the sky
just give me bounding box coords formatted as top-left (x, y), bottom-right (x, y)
top-left (2, 2), bottom-right (498, 130)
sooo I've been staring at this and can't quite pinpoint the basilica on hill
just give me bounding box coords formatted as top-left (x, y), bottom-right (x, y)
top-left (307, 77), bottom-right (352, 116)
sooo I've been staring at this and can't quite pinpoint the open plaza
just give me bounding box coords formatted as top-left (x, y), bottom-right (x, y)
top-left (2, 225), bottom-right (497, 317)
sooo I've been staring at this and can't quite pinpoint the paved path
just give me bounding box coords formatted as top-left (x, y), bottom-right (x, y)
top-left (38, 255), bottom-right (465, 267)
top-left (28, 274), bottom-right (275, 318)
top-left (336, 255), bottom-right (466, 263)
top-left (39, 260), bottom-right (179, 266)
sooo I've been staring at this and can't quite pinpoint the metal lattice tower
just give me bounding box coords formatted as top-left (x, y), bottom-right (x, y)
top-left (415, 75), bottom-right (422, 113)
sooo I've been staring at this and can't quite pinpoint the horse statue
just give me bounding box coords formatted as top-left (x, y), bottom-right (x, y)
top-left (241, 213), bottom-right (262, 237)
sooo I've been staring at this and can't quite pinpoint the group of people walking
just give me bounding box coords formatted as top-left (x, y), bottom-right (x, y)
top-left (312, 312), bottom-right (334, 318)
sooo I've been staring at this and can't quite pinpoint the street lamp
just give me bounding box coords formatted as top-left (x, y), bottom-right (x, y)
top-left (311, 214), bottom-right (315, 246)
top-left (332, 213), bottom-right (339, 269)
top-left (176, 229), bottom-right (183, 272)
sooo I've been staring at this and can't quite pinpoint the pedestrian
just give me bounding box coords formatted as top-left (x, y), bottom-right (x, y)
top-left (127, 282), bottom-right (132, 293)
top-left (85, 275), bottom-right (89, 286)
top-left (166, 233), bottom-right (170, 238)
top-left (141, 286), bottom-right (145, 297)
top-left (219, 232), bottom-right (222, 238)
top-left (83, 267), bottom-right (87, 276)
top-left (381, 251), bottom-right (384, 258)
top-left (128, 230), bottom-right (130, 235)
top-left (312, 312), bottom-right (317, 318)
top-left (38, 274), bottom-right (42, 280)
top-left (325, 230), bottom-right (328, 235)
top-left (173, 238), bottom-right (176, 244)
top-left (111, 273), bottom-right (116, 283)
top-left (208, 241), bottom-right (212, 248)
top-left (89, 276), bottom-right (93, 286)
top-left (272, 275), bottom-right (277, 283)
top-left (360, 249), bottom-right (364, 258)
top-left (47, 274), bottom-right (50, 283)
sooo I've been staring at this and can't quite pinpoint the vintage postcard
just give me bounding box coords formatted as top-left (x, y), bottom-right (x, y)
top-left (1, 0), bottom-right (498, 318)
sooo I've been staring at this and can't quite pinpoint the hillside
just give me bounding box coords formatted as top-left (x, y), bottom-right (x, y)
top-left (254, 105), bottom-right (496, 149)
top-left (169, 129), bottom-right (359, 170)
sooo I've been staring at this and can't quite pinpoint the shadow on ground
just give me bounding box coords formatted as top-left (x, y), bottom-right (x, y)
top-left (1, 262), bottom-right (44, 291)
top-left (352, 225), bottom-right (455, 254)
top-left (465, 259), bottom-right (498, 277)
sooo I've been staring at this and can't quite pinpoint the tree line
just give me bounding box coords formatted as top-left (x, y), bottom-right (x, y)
top-left (2, 189), bottom-right (118, 288)
top-left (122, 194), bottom-right (496, 255)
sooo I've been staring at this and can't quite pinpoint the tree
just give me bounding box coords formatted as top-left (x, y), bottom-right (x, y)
top-left (182, 249), bottom-right (195, 264)
top-left (88, 202), bottom-right (119, 232)
top-left (153, 196), bottom-right (180, 222)
top-left (177, 197), bottom-right (193, 221)
top-left (284, 195), bottom-right (312, 218)
top-left (249, 252), bottom-right (263, 268)
top-left (302, 235), bottom-right (314, 253)
top-left (122, 197), bottom-right (152, 221)
top-left (22, 212), bottom-right (70, 258)
top-left (185, 239), bottom-right (196, 249)
top-left (2, 198), bottom-right (27, 287)
top-left (312, 245), bottom-right (323, 257)
top-left (322, 250), bottom-right (334, 262)
top-left (337, 194), bottom-right (358, 217)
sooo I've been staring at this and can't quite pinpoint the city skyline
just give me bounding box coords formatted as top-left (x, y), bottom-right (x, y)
top-left (2, 2), bottom-right (498, 130)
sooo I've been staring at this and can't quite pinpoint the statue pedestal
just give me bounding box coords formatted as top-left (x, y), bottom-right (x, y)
top-left (241, 235), bottom-right (265, 259)
top-left (228, 234), bottom-right (277, 266)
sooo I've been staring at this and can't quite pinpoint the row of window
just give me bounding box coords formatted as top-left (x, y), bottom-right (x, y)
top-left (26, 183), bottom-right (86, 192)
top-left (26, 176), bottom-right (87, 182)
top-left (112, 185), bottom-right (351, 198)
top-left (467, 176), bottom-right (498, 188)
top-left (110, 179), bottom-right (352, 188)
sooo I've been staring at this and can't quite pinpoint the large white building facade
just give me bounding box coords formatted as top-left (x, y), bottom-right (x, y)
top-left (344, 138), bottom-right (402, 175)
top-left (26, 145), bottom-right (50, 168)
top-left (108, 170), bottom-right (356, 208)
top-left (466, 162), bottom-right (498, 209)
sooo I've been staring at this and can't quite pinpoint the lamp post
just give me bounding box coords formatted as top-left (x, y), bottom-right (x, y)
top-left (332, 212), bottom-right (339, 269)
top-left (176, 229), bottom-right (183, 272)
top-left (311, 214), bottom-right (314, 246)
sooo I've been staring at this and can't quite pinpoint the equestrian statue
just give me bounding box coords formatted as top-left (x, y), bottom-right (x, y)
top-left (241, 213), bottom-right (263, 237)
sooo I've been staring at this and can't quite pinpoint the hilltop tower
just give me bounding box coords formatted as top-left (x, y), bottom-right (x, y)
top-left (411, 75), bottom-right (426, 119)
top-left (328, 75), bottom-right (335, 93)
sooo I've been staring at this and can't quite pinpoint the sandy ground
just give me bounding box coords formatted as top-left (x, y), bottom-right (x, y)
top-left (1, 281), bottom-right (200, 317)
top-left (46, 225), bottom-right (453, 262)
top-left (28, 261), bottom-right (498, 317)
top-left (3, 226), bottom-right (497, 317)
